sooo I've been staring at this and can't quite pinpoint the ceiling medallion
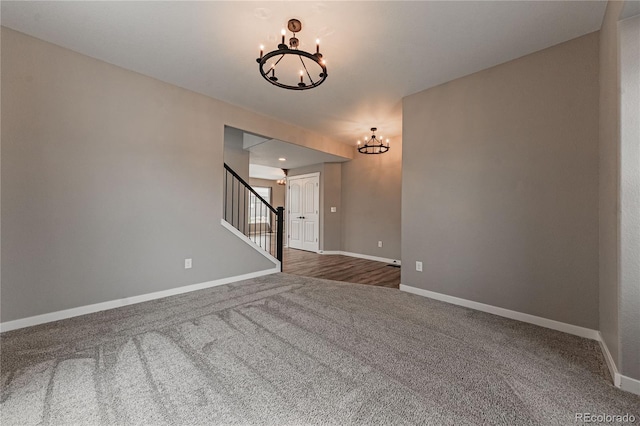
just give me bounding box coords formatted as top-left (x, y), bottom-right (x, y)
top-left (357, 128), bottom-right (390, 154)
top-left (257, 18), bottom-right (328, 91)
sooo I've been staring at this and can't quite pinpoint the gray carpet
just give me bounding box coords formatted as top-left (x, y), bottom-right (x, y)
top-left (1, 273), bottom-right (638, 425)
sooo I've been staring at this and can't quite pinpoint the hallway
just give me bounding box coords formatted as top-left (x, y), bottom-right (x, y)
top-left (283, 248), bottom-right (400, 289)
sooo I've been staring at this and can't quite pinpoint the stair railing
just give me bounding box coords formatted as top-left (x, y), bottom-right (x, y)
top-left (223, 163), bottom-right (284, 269)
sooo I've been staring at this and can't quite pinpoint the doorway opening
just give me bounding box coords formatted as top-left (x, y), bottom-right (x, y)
top-left (287, 172), bottom-right (320, 253)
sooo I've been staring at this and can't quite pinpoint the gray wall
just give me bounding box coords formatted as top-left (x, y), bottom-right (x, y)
top-left (288, 154), bottom-right (402, 258)
top-left (618, 14), bottom-right (640, 381)
top-left (598, 2), bottom-right (640, 382)
top-left (224, 126), bottom-right (249, 181)
top-left (341, 138), bottom-right (402, 260)
top-left (0, 28), bottom-right (346, 323)
top-left (402, 33), bottom-right (600, 329)
top-left (222, 126), bottom-right (250, 230)
top-left (322, 163), bottom-right (342, 252)
top-left (598, 0), bottom-right (623, 366)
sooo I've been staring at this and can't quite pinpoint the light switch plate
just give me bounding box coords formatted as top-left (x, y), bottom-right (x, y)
top-left (330, 207), bottom-right (337, 213)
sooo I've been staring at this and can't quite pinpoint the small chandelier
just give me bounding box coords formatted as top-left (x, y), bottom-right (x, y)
top-left (277, 169), bottom-right (288, 185)
top-left (357, 128), bottom-right (390, 154)
top-left (257, 19), bottom-right (328, 90)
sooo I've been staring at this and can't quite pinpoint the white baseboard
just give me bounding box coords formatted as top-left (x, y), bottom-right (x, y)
top-left (399, 284), bottom-right (599, 340)
top-left (598, 333), bottom-right (620, 387)
top-left (221, 219), bottom-right (281, 269)
top-left (318, 250), bottom-right (401, 265)
top-left (0, 267), bottom-right (279, 333)
top-left (598, 333), bottom-right (640, 395)
top-left (400, 284), bottom-right (640, 396)
top-left (619, 374), bottom-right (640, 395)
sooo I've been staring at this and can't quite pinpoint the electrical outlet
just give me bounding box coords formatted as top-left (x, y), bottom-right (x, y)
top-left (185, 258), bottom-right (192, 269)
top-left (416, 261), bottom-right (423, 272)
top-left (330, 207), bottom-right (337, 213)
top-left (378, 241), bottom-right (383, 248)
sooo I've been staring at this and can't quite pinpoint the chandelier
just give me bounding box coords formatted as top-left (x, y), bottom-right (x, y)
top-left (277, 169), bottom-right (288, 185)
top-left (357, 128), bottom-right (390, 154)
top-left (257, 19), bottom-right (327, 90)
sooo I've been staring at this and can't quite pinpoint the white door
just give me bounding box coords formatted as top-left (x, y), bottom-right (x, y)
top-left (287, 173), bottom-right (319, 252)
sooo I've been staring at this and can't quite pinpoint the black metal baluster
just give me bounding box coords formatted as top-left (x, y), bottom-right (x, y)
top-left (231, 178), bottom-right (235, 227)
top-left (277, 207), bottom-right (284, 269)
top-left (224, 170), bottom-right (227, 221)
top-left (261, 203), bottom-right (265, 250)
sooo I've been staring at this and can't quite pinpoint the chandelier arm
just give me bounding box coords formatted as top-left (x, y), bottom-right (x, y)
top-left (258, 49), bottom-right (327, 90)
top-left (273, 54), bottom-right (286, 67)
top-left (299, 55), bottom-right (315, 85)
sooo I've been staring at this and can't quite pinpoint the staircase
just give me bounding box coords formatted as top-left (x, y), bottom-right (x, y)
top-left (223, 163), bottom-right (284, 270)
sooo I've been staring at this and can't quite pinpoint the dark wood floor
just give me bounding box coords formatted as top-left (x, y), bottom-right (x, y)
top-left (283, 248), bottom-right (400, 289)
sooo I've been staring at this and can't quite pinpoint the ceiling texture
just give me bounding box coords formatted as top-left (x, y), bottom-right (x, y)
top-left (247, 138), bottom-right (350, 170)
top-left (1, 1), bottom-right (607, 145)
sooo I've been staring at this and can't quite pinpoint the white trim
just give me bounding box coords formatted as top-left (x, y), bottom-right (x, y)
top-left (598, 333), bottom-right (621, 387)
top-left (318, 250), bottom-right (401, 265)
top-left (399, 284), bottom-right (599, 341)
top-left (400, 286), bottom-right (640, 396)
top-left (287, 171), bottom-right (321, 180)
top-left (318, 250), bottom-right (341, 255)
top-left (598, 334), bottom-right (640, 395)
top-left (287, 173), bottom-right (320, 253)
top-left (221, 219), bottom-right (281, 269)
top-left (619, 374), bottom-right (640, 395)
top-left (0, 268), bottom-right (279, 333)
top-left (342, 251), bottom-right (401, 265)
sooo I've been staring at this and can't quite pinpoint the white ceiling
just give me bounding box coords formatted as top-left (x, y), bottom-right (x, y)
top-left (1, 1), bottom-right (607, 145)
top-left (248, 137), bottom-right (350, 170)
top-left (249, 164), bottom-right (286, 181)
